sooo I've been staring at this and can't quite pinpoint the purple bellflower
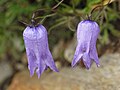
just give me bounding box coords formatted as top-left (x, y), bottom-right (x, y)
top-left (23, 24), bottom-right (58, 78)
top-left (72, 20), bottom-right (100, 69)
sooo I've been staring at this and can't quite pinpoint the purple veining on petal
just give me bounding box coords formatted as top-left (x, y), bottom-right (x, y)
top-left (72, 20), bottom-right (100, 69)
top-left (23, 24), bottom-right (58, 78)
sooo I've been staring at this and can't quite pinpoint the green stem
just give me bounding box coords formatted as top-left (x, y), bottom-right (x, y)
top-left (34, 13), bottom-right (56, 20)
top-left (52, 0), bottom-right (64, 10)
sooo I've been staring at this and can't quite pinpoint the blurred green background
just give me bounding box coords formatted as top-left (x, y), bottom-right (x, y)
top-left (0, 0), bottom-right (120, 66)
top-left (0, 0), bottom-right (120, 90)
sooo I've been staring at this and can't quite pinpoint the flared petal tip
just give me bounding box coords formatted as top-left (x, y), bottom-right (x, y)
top-left (71, 60), bottom-right (76, 68)
top-left (53, 67), bottom-right (59, 72)
top-left (29, 67), bottom-right (35, 77)
top-left (84, 64), bottom-right (91, 70)
top-left (36, 69), bottom-right (42, 79)
top-left (97, 64), bottom-right (100, 68)
top-left (71, 54), bottom-right (83, 68)
top-left (29, 71), bottom-right (34, 77)
top-left (55, 70), bottom-right (59, 72)
top-left (29, 69), bottom-right (41, 79)
top-left (82, 60), bottom-right (91, 70)
top-left (35, 73), bottom-right (41, 79)
top-left (86, 67), bottom-right (90, 70)
top-left (37, 75), bottom-right (41, 79)
top-left (48, 63), bottom-right (59, 72)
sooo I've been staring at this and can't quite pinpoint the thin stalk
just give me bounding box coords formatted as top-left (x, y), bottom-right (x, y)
top-left (34, 13), bottom-right (56, 20)
top-left (52, 0), bottom-right (64, 10)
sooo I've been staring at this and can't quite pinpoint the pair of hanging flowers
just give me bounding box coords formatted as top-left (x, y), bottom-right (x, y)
top-left (22, 1), bottom-right (102, 78)
top-left (23, 20), bottom-right (100, 78)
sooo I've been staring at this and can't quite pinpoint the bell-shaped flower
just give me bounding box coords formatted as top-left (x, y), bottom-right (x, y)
top-left (72, 20), bottom-right (100, 69)
top-left (23, 24), bottom-right (58, 78)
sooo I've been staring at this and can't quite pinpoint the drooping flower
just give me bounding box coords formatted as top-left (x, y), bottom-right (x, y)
top-left (23, 24), bottom-right (58, 78)
top-left (72, 20), bottom-right (100, 69)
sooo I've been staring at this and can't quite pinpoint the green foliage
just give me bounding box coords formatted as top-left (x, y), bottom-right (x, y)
top-left (0, 0), bottom-right (119, 61)
top-left (70, 0), bottom-right (81, 7)
top-left (84, 0), bottom-right (101, 13)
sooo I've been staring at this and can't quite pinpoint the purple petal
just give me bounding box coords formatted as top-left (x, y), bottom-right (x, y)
top-left (35, 25), bottom-right (59, 72)
top-left (90, 46), bottom-right (100, 67)
top-left (23, 37), bottom-right (37, 77)
top-left (82, 53), bottom-right (91, 69)
top-left (72, 45), bottom-right (83, 67)
top-left (45, 50), bottom-right (59, 72)
top-left (72, 54), bottom-right (83, 67)
top-left (36, 57), bottom-right (47, 78)
top-left (23, 24), bottom-right (58, 78)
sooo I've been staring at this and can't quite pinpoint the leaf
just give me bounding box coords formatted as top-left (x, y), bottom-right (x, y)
top-left (92, 0), bottom-right (116, 9)
top-left (70, 0), bottom-right (81, 7)
top-left (99, 29), bottom-right (109, 44)
top-left (102, 0), bottom-right (116, 6)
top-left (48, 17), bottom-right (68, 33)
top-left (108, 24), bottom-right (120, 38)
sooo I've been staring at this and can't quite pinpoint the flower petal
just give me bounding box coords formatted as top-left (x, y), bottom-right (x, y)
top-left (82, 53), bottom-right (91, 69)
top-left (45, 50), bottom-right (59, 72)
top-left (23, 37), bottom-right (37, 77)
top-left (35, 25), bottom-right (59, 72)
top-left (72, 53), bottom-right (83, 67)
top-left (90, 46), bottom-right (100, 67)
top-left (72, 44), bottom-right (83, 67)
top-left (36, 57), bottom-right (47, 78)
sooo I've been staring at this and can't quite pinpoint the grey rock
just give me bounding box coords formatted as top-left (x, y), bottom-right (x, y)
top-left (0, 61), bottom-right (13, 85)
top-left (64, 35), bottom-right (77, 63)
top-left (52, 39), bottom-right (65, 60)
top-left (8, 53), bottom-right (120, 90)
